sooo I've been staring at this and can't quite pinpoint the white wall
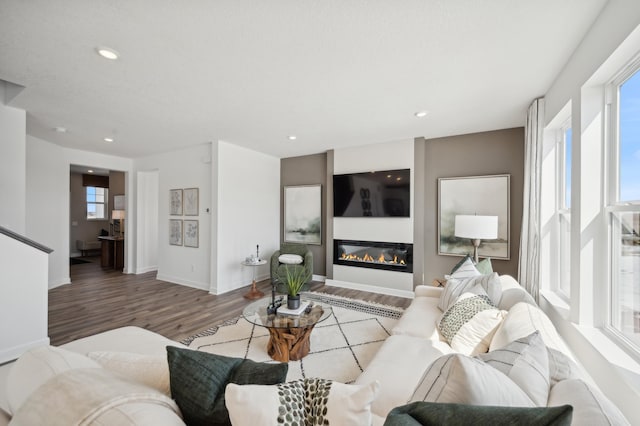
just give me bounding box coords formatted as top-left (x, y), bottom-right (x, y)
top-left (26, 136), bottom-right (133, 287)
top-left (542, 3), bottom-right (640, 423)
top-left (0, 234), bottom-right (49, 363)
top-left (213, 141), bottom-right (280, 294)
top-left (0, 92), bottom-right (26, 234)
top-left (135, 170), bottom-right (159, 273)
top-left (330, 139), bottom-right (414, 295)
top-left (135, 144), bottom-right (212, 290)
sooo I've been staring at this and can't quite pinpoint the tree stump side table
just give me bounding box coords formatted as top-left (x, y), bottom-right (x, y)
top-left (242, 296), bottom-right (332, 363)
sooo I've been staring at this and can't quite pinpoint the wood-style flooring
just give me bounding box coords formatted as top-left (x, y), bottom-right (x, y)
top-left (49, 257), bottom-right (411, 346)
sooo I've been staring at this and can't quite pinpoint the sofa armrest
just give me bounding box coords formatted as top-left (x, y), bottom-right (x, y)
top-left (414, 285), bottom-right (443, 298)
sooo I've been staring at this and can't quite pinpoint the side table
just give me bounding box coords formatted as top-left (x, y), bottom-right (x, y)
top-left (241, 259), bottom-right (267, 300)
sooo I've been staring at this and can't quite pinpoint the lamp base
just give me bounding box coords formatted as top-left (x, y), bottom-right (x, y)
top-left (471, 239), bottom-right (481, 264)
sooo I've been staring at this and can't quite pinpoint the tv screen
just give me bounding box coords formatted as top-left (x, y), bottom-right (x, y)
top-left (333, 169), bottom-right (410, 217)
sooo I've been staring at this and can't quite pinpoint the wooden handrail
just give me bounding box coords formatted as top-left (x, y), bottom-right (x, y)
top-left (0, 226), bottom-right (53, 253)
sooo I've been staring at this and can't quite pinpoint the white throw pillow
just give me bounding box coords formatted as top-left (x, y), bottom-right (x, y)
top-left (278, 254), bottom-right (304, 265)
top-left (88, 351), bottom-right (171, 396)
top-left (477, 331), bottom-right (550, 406)
top-left (548, 379), bottom-right (630, 425)
top-left (225, 378), bottom-right (379, 426)
top-left (438, 273), bottom-right (502, 312)
top-left (448, 256), bottom-right (481, 279)
top-left (437, 291), bottom-right (505, 355)
top-left (410, 353), bottom-right (535, 407)
top-left (6, 345), bottom-right (101, 414)
top-left (547, 347), bottom-right (581, 386)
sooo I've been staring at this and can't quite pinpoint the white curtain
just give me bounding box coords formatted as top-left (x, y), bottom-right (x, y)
top-left (518, 98), bottom-right (545, 302)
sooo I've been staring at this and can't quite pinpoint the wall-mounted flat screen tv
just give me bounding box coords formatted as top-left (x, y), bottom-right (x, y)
top-left (333, 168), bottom-right (410, 217)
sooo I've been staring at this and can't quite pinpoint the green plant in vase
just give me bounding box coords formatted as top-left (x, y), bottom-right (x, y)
top-left (284, 264), bottom-right (311, 310)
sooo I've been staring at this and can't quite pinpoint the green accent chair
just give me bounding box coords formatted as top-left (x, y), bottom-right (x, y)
top-left (270, 243), bottom-right (313, 294)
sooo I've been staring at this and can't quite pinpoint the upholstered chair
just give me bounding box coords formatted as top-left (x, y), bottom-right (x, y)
top-left (270, 243), bottom-right (314, 293)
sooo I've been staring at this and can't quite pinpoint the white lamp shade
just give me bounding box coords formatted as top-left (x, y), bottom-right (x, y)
top-left (112, 210), bottom-right (125, 220)
top-left (454, 215), bottom-right (498, 240)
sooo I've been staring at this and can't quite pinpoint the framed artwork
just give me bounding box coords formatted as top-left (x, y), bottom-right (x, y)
top-left (284, 184), bottom-right (322, 245)
top-left (184, 220), bottom-right (199, 248)
top-left (169, 219), bottom-right (183, 246)
top-left (114, 195), bottom-right (125, 210)
top-left (438, 174), bottom-right (510, 259)
top-left (183, 188), bottom-right (199, 216)
top-left (170, 189), bottom-right (183, 216)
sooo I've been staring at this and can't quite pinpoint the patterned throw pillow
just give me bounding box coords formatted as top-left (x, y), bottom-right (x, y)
top-left (225, 378), bottom-right (379, 426)
top-left (447, 256), bottom-right (481, 279)
top-left (438, 273), bottom-right (502, 312)
top-left (437, 291), bottom-right (506, 355)
top-left (477, 331), bottom-right (550, 406)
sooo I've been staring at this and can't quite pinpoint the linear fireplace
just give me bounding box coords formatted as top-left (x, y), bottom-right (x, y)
top-left (334, 239), bottom-right (413, 273)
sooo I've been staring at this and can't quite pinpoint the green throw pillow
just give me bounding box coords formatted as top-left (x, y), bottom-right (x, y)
top-left (475, 257), bottom-right (493, 275)
top-left (166, 346), bottom-right (288, 426)
top-left (383, 402), bottom-right (572, 426)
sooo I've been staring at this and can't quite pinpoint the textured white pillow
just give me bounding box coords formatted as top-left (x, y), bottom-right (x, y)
top-left (88, 351), bottom-right (171, 396)
top-left (6, 345), bottom-right (101, 414)
top-left (548, 379), bottom-right (630, 425)
top-left (477, 331), bottom-right (550, 406)
top-left (410, 353), bottom-right (535, 407)
top-left (437, 291), bottom-right (505, 355)
top-left (278, 254), bottom-right (303, 265)
top-left (225, 378), bottom-right (379, 426)
top-left (438, 273), bottom-right (502, 312)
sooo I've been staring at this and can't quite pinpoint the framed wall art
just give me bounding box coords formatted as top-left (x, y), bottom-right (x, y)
top-left (284, 184), bottom-right (322, 245)
top-left (183, 188), bottom-right (199, 216)
top-left (184, 220), bottom-right (199, 248)
top-left (169, 219), bottom-right (183, 246)
top-left (438, 174), bottom-right (510, 259)
top-left (170, 189), bottom-right (183, 216)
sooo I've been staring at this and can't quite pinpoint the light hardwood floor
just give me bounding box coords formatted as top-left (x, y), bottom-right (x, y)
top-left (50, 257), bottom-right (411, 346)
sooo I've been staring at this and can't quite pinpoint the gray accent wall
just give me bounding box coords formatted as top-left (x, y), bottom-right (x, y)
top-left (418, 127), bottom-right (525, 280)
top-left (280, 153), bottom-right (328, 276)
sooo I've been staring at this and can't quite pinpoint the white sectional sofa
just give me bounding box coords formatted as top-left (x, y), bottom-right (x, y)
top-left (0, 275), bottom-right (630, 425)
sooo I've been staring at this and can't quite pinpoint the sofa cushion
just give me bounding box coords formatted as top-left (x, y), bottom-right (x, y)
top-left (490, 302), bottom-right (570, 354)
top-left (392, 295), bottom-right (442, 339)
top-left (497, 275), bottom-right (536, 310)
top-left (355, 335), bottom-right (453, 419)
top-left (547, 347), bottom-right (581, 386)
top-left (10, 368), bottom-right (183, 426)
top-left (225, 378), bottom-right (379, 426)
top-left (88, 351), bottom-right (171, 396)
top-left (410, 353), bottom-right (535, 407)
top-left (438, 273), bottom-right (502, 312)
top-left (383, 401), bottom-right (572, 426)
top-left (6, 345), bottom-right (102, 414)
top-left (477, 331), bottom-right (550, 406)
top-left (548, 379), bottom-right (630, 425)
top-left (166, 346), bottom-right (288, 426)
top-left (437, 292), bottom-right (505, 356)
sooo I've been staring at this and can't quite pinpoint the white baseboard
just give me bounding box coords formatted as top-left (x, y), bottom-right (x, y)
top-left (156, 273), bottom-right (209, 291)
top-left (325, 279), bottom-right (414, 299)
top-left (49, 277), bottom-right (71, 289)
top-left (312, 274), bottom-right (326, 282)
top-left (0, 337), bottom-right (50, 364)
top-left (135, 265), bottom-right (158, 274)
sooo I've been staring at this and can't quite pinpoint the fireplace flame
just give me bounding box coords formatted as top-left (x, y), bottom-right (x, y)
top-left (339, 251), bottom-right (407, 267)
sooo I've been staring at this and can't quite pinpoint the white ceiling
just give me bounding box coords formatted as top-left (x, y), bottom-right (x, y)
top-left (0, 0), bottom-right (606, 159)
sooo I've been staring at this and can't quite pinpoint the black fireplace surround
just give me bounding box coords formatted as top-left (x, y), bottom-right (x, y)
top-left (333, 239), bottom-right (413, 273)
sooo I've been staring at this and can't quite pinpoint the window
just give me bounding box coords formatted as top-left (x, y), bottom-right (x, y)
top-left (86, 186), bottom-right (108, 220)
top-left (558, 123), bottom-right (572, 298)
top-left (608, 63), bottom-right (640, 351)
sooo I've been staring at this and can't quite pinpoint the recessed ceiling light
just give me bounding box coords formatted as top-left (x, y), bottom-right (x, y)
top-left (288, 135), bottom-right (297, 141)
top-left (96, 47), bottom-right (119, 60)
top-left (54, 126), bottom-right (67, 133)
top-left (414, 111), bottom-right (429, 118)
top-left (87, 169), bottom-right (94, 173)
top-left (104, 137), bottom-right (114, 142)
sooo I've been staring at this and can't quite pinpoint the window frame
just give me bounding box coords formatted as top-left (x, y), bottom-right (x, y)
top-left (557, 119), bottom-right (572, 301)
top-left (86, 186), bottom-right (109, 221)
top-left (604, 56), bottom-right (640, 359)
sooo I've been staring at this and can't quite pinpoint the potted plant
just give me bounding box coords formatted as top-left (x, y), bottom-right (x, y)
top-left (283, 264), bottom-right (311, 309)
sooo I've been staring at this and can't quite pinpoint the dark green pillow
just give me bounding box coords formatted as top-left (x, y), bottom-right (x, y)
top-left (166, 346), bottom-right (288, 426)
top-left (383, 402), bottom-right (572, 426)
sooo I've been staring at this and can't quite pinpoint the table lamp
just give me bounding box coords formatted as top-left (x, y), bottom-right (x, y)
top-left (454, 215), bottom-right (498, 263)
top-left (112, 210), bottom-right (125, 238)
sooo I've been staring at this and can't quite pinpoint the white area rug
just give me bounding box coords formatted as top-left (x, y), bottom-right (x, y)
top-left (182, 292), bottom-right (404, 384)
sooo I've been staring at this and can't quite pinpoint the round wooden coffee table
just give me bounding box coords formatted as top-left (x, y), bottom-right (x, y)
top-left (242, 296), bottom-right (332, 362)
